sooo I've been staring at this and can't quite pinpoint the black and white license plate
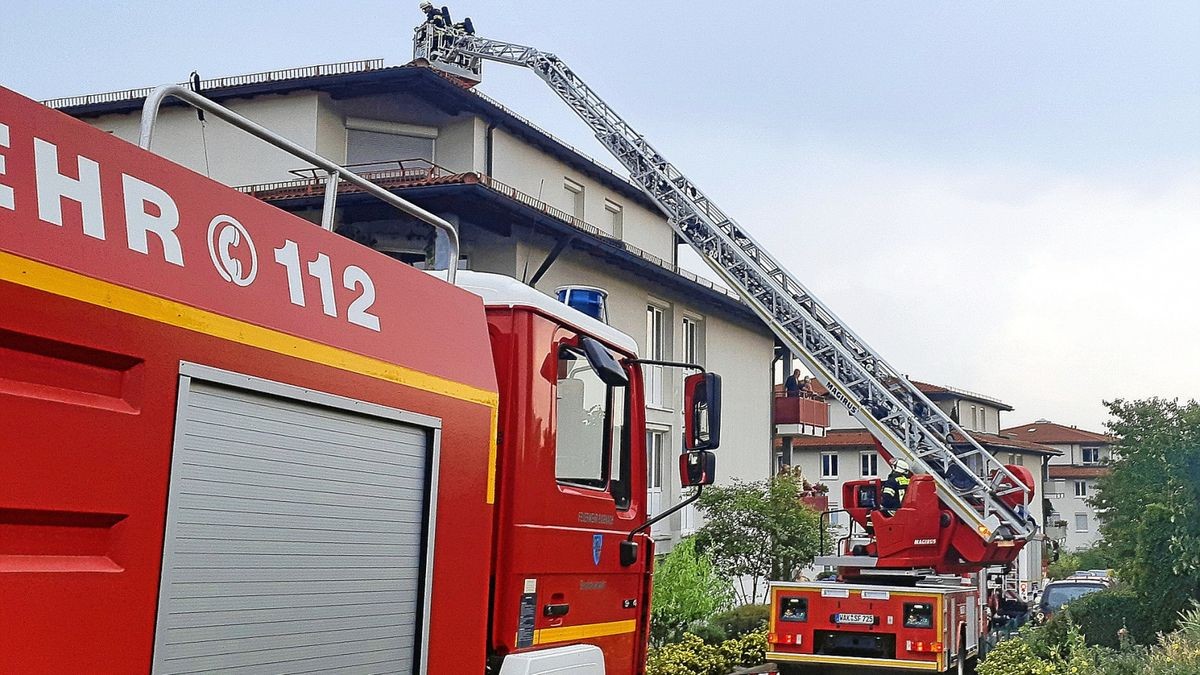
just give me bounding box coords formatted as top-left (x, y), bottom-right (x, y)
top-left (833, 613), bottom-right (876, 625)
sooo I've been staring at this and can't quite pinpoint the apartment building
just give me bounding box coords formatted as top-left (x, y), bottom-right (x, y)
top-left (1001, 420), bottom-right (1115, 551)
top-left (47, 59), bottom-right (783, 547)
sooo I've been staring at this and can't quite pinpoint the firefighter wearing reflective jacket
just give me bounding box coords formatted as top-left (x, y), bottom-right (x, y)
top-left (880, 458), bottom-right (912, 516)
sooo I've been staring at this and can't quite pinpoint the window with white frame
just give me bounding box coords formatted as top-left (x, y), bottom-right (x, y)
top-left (821, 452), bottom-right (839, 480)
top-left (564, 177), bottom-right (585, 221)
top-left (1074, 480), bottom-right (1088, 497)
top-left (604, 199), bottom-right (623, 238)
top-left (1075, 513), bottom-right (1089, 532)
top-left (682, 316), bottom-right (703, 366)
top-left (860, 452), bottom-right (878, 477)
top-left (979, 407), bottom-right (987, 431)
top-left (646, 430), bottom-right (666, 516)
top-left (645, 304), bottom-right (667, 408)
top-left (1081, 446), bottom-right (1101, 464)
top-left (970, 405), bottom-right (978, 430)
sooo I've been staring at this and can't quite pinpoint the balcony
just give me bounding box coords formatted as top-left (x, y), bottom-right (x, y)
top-left (774, 395), bottom-right (829, 437)
top-left (1043, 481), bottom-right (1066, 499)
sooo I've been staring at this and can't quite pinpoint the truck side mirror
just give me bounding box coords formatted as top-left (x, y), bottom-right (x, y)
top-left (683, 372), bottom-right (721, 451)
top-left (581, 337), bottom-right (628, 387)
top-left (679, 450), bottom-right (716, 487)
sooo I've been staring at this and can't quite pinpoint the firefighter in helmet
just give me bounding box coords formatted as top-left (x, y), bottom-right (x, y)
top-left (420, 2), bottom-right (447, 30)
top-left (879, 458), bottom-right (912, 516)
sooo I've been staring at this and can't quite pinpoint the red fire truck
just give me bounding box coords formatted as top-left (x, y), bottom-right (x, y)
top-left (766, 448), bottom-right (1035, 673)
top-left (0, 85), bottom-right (719, 674)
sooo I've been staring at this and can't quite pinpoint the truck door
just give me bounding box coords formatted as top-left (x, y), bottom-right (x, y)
top-left (492, 324), bottom-right (646, 675)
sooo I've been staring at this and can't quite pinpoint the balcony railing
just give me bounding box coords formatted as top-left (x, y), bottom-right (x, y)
top-left (773, 395), bottom-right (830, 429)
top-left (43, 59), bottom-right (385, 110)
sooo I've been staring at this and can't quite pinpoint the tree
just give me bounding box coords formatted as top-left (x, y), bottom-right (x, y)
top-left (650, 536), bottom-right (733, 646)
top-left (1047, 543), bottom-right (1118, 580)
top-left (693, 469), bottom-right (828, 604)
top-left (1092, 397), bottom-right (1200, 636)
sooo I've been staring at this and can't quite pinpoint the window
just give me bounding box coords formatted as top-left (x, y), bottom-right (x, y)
top-left (610, 386), bottom-right (630, 509)
top-left (860, 452), bottom-right (878, 478)
top-left (646, 430), bottom-right (666, 516)
top-left (827, 502), bottom-right (842, 528)
top-left (564, 178), bottom-right (585, 221)
top-left (555, 346), bottom-right (623, 488)
top-left (1074, 480), bottom-right (1088, 497)
top-left (970, 405), bottom-right (978, 430)
top-left (1007, 453), bottom-right (1019, 466)
top-left (821, 452), bottom-right (839, 480)
top-left (978, 408), bottom-right (987, 431)
top-left (682, 316), bottom-right (702, 366)
top-left (604, 199), bottom-right (623, 238)
top-left (1082, 447), bottom-right (1101, 464)
top-left (346, 126), bottom-right (435, 171)
top-left (645, 304), bottom-right (667, 408)
top-left (681, 501), bottom-right (696, 534)
top-left (1075, 513), bottom-right (1089, 532)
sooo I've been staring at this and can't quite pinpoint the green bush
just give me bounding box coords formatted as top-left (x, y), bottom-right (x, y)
top-left (645, 628), bottom-right (766, 675)
top-left (978, 621), bottom-right (1100, 675)
top-left (1047, 544), bottom-right (1117, 580)
top-left (1064, 587), bottom-right (1156, 647)
top-left (977, 630), bottom-right (1054, 675)
top-left (708, 604), bottom-right (769, 640)
top-left (688, 621), bottom-right (727, 645)
top-left (978, 604), bottom-right (1200, 675)
top-left (650, 537), bottom-right (733, 646)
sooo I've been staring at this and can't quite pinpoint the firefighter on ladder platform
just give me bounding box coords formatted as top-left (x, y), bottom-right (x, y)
top-left (880, 457), bottom-right (913, 517)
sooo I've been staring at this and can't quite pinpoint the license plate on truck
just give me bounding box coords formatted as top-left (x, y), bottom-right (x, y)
top-left (832, 613), bottom-right (876, 625)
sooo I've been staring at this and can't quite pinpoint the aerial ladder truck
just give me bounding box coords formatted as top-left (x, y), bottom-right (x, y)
top-left (414, 8), bottom-right (1037, 674)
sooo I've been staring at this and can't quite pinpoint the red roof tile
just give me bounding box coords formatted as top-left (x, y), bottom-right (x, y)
top-left (787, 430), bottom-right (877, 449)
top-left (787, 429), bottom-right (1060, 456)
top-left (1048, 466), bottom-right (1110, 479)
top-left (1001, 421), bottom-right (1114, 445)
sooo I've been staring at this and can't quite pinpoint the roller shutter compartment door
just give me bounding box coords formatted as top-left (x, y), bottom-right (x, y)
top-left (153, 369), bottom-right (436, 675)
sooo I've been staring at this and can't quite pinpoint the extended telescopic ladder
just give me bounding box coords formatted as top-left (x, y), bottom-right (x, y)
top-left (413, 15), bottom-right (1033, 543)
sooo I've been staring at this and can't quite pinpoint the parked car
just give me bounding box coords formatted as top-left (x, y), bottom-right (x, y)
top-left (1034, 577), bottom-right (1110, 624)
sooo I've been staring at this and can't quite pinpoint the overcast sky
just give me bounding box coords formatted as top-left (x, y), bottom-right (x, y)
top-left (4, 1), bottom-right (1198, 431)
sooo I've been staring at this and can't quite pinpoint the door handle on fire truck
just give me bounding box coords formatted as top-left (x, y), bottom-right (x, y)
top-left (543, 603), bottom-right (570, 618)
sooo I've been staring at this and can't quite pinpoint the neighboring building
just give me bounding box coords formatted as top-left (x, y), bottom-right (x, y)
top-left (47, 59), bottom-right (794, 548)
top-left (790, 380), bottom-right (1060, 592)
top-left (1001, 420), bottom-right (1115, 552)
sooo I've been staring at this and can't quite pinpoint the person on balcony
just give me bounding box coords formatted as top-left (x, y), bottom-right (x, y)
top-left (785, 368), bottom-right (802, 397)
